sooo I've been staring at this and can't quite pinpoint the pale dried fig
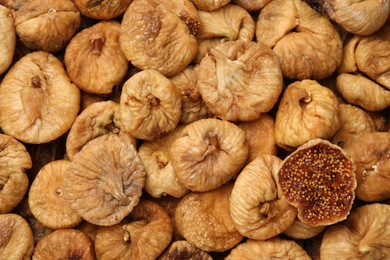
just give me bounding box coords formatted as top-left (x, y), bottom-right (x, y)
top-left (159, 240), bottom-right (212, 260)
top-left (65, 21), bottom-right (128, 95)
top-left (225, 237), bottom-right (311, 260)
top-left (320, 203), bottom-right (390, 259)
top-left (175, 182), bottom-right (243, 252)
top-left (274, 79), bottom-right (340, 151)
top-left (120, 0), bottom-right (199, 77)
top-left (0, 134), bottom-right (32, 214)
top-left (278, 139), bottom-right (356, 226)
top-left (232, 0), bottom-right (272, 11)
top-left (94, 199), bottom-right (172, 260)
top-left (171, 118), bottom-right (248, 192)
top-left (0, 5), bottom-right (15, 75)
top-left (118, 69), bottom-right (181, 141)
top-left (283, 218), bottom-right (326, 240)
top-left (191, 0), bottom-right (230, 11)
top-left (230, 155), bottom-right (297, 240)
top-left (32, 229), bottom-right (95, 260)
top-left (28, 160), bottom-right (82, 230)
top-left (0, 51), bottom-right (80, 144)
top-left (14, 0), bottom-right (80, 53)
top-left (197, 40), bottom-right (283, 121)
top-left (256, 0), bottom-right (343, 80)
top-left (0, 213), bottom-right (34, 259)
top-left (74, 0), bottom-right (133, 20)
top-left (64, 133), bottom-right (145, 226)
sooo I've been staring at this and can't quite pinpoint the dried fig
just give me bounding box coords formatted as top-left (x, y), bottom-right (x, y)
top-left (0, 213), bottom-right (34, 259)
top-left (13, 0), bottom-right (81, 53)
top-left (197, 40), bottom-right (283, 121)
top-left (74, 0), bottom-right (133, 20)
top-left (232, 0), bottom-right (272, 11)
top-left (118, 69), bottom-right (181, 141)
top-left (256, 0), bottom-right (343, 80)
top-left (65, 20), bottom-right (128, 95)
top-left (283, 218), bottom-right (326, 240)
top-left (175, 182), bottom-right (243, 252)
top-left (191, 0), bottom-right (230, 11)
top-left (64, 133), bottom-right (145, 226)
top-left (138, 126), bottom-right (188, 198)
top-left (120, 0), bottom-right (199, 77)
top-left (28, 160), bottom-right (82, 230)
top-left (159, 240), bottom-right (212, 260)
top-left (32, 229), bottom-right (95, 260)
top-left (274, 79), bottom-right (340, 151)
top-left (0, 51), bottom-right (80, 144)
top-left (170, 118), bottom-right (248, 192)
top-left (341, 132), bottom-right (390, 202)
top-left (320, 203), bottom-right (390, 259)
top-left (230, 155), bottom-right (297, 240)
top-left (278, 139), bottom-right (357, 226)
top-left (94, 199), bottom-right (173, 260)
top-left (0, 5), bottom-right (15, 75)
top-left (0, 134), bottom-right (32, 214)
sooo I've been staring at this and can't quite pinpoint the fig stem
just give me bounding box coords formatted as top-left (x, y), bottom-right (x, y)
top-left (147, 94), bottom-right (160, 107)
top-left (31, 75), bottom-right (41, 88)
top-left (207, 132), bottom-right (219, 149)
top-left (123, 226), bottom-right (131, 243)
top-left (91, 38), bottom-right (103, 55)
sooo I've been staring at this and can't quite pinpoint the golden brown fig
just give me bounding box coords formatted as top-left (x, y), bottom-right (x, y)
top-left (118, 69), bottom-right (182, 141)
top-left (225, 237), bottom-right (311, 259)
top-left (232, 0), bottom-right (272, 11)
top-left (32, 229), bottom-right (95, 260)
top-left (138, 126), bottom-right (188, 198)
top-left (0, 51), bottom-right (80, 144)
top-left (0, 134), bottom-right (32, 214)
top-left (342, 132), bottom-right (390, 202)
top-left (175, 182), bottom-right (243, 252)
top-left (191, 0), bottom-right (230, 11)
top-left (120, 0), bottom-right (199, 77)
top-left (94, 199), bottom-right (173, 260)
top-left (0, 214), bottom-right (34, 259)
top-left (274, 80), bottom-right (340, 151)
top-left (320, 203), bottom-right (390, 259)
top-left (283, 218), bottom-right (326, 240)
top-left (0, 5), bottom-right (15, 75)
top-left (230, 155), bottom-right (297, 240)
top-left (28, 160), bottom-right (82, 230)
top-left (197, 40), bottom-right (283, 121)
top-left (256, 0), bottom-right (343, 80)
top-left (64, 133), bottom-right (145, 226)
top-left (13, 0), bottom-right (80, 53)
top-left (74, 0), bottom-right (133, 20)
top-left (278, 139), bottom-right (357, 226)
top-left (65, 20), bottom-right (128, 95)
top-left (159, 240), bottom-right (212, 260)
top-left (170, 118), bottom-right (248, 192)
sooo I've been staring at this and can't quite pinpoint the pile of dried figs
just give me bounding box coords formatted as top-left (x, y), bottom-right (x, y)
top-left (0, 0), bottom-right (389, 259)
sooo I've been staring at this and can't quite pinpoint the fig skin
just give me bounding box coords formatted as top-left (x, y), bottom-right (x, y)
top-left (74, 0), bottom-right (133, 20)
top-left (0, 4), bottom-right (15, 75)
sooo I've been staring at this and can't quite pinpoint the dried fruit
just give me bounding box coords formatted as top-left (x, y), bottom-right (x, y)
top-left (191, 0), bottom-right (230, 11)
top-left (0, 51), bottom-right (80, 144)
top-left (283, 218), bottom-right (325, 240)
top-left (28, 160), bottom-right (82, 229)
top-left (320, 203), bottom-right (390, 258)
top-left (175, 182), bottom-right (243, 252)
top-left (274, 80), bottom-right (340, 151)
top-left (159, 240), bottom-right (212, 260)
top-left (32, 229), bottom-right (95, 259)
top-left (74, 0), bottom-right (133, 20)
top-left (171, 118), bottom-right (248, 192)
top-left (232, 0), bottom-right (272, 11)
top-left (0, 4), bottom-right (15, 75)
top-left (64, 133), bottom-right (145, 226)
top-left (94, 199), bottom-right (173, 259)
top-left (197, 40), bottom-right (283, 121)
top-left (278, 139), bottom-right (356, 226)
top-left (0, 134), bottom-right (32, 214)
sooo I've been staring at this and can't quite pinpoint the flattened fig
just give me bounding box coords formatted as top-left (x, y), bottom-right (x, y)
top-left (0, 5), bottom-right (15, 75)
top-left (74, 0), bottom-right (133, 20)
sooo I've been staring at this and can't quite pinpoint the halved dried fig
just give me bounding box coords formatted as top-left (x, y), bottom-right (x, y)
top-left (0, 51), bottom-right (80, 144)
top-left (28, 160), bottom-right (82, 229)
top-left (232, 0), bottom-right (272, 11)
top-left (170, 118), bottom-right (248, 192)
top-left (65, 20), bottom-right (128, 95)
top-left (0, 214), bottom-right (34, 259)
top-left (0, 134), bottom-right (32, 214)
top-left (0, 5), bottom-right (15, 75)
top-left (32, 229), bottom-right (95, 260)
top-left (175, 182), bottom-right (243, 252)
top-left (159, 240), bottom-right (212, 260)
top-left (278, 139), bottom-right (356, 226)
top-left (64, 133), bottom-right (145, 226)
top-left (120, 0), bottom-right (199, 77)
top-left (74, 0), bottom-right (133, 20)
top-left (256, 0), bottom-right (343, 80)
top-left (230, 155), bottom-right (297, 240)
top-left (13, 0), bottom-right (81, 53)
top-left (191, 0), bottom-right (230, 11)
top-left (274, 79), bottom-right (340, 151)
top-left (283, 218), bottom-right (326, 240)
top-left (320, 203), bottom-right (390, 259)
top-left (197, 40), bottom-right (283, 121)
top-left (94, 199), bottom-right (173, 259)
